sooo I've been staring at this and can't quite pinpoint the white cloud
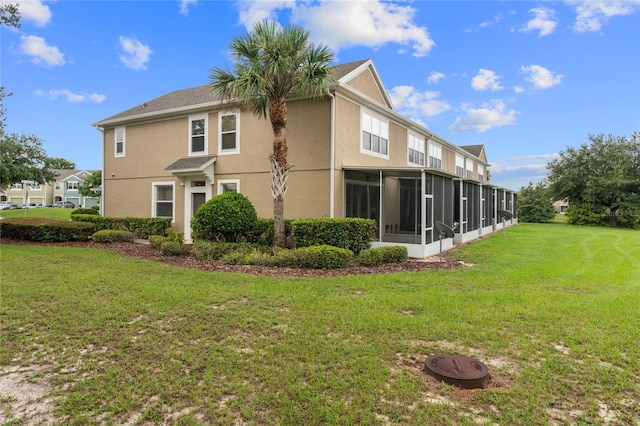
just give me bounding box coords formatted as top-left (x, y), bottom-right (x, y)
top-left (449, 99), bottom-right (517, 133)
top-left (389, 85), bottom-right (451, 118)
top-left (237, 0), bottom-right (435, 57)
top-left (567, 0), bottom-right (640, 32)
top-left (471, 69), bottom-right (503, 91)
top-left (521, 7), bottom-right (557, 37)
top-left (490, 153), bottom-right (558, 190)
top-left (480, 13), bottom-right (503, 28)
top-left (4, 0), bottom-right (52, 26)
top-left (427, 71), bottom-right (445, 84)
top-left (35, 89), bottom-right (106, 103)
top-left (520, 65), bottom-right (563, 89)
top-left (118, 36), bottom-right (153, 70)
top-left (179, 0), bottom-right (197, 15)
top-left (514, 86), bottom-right (525, 94)
top-left (20, 35), bottom-right (64, 66)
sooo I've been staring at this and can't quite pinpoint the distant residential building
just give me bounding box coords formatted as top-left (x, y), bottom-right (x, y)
top-left (53, 169), bottom-right (99, 208)
top-left (1, 181), bottom-right (54, 206)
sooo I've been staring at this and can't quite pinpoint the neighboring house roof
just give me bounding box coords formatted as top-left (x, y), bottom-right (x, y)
top-left (53, 169), bottom-right (97, 181)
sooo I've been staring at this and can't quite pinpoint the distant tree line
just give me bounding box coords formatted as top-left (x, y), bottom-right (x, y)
top-left (518, 132), bottom-right (639, 228)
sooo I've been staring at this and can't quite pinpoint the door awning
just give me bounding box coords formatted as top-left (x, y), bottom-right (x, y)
top-left (165, 155), bottom-right (216, 181)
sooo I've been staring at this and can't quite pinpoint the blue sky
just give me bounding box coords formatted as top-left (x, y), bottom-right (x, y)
top-left (2, 0), bottom-right (639, 190)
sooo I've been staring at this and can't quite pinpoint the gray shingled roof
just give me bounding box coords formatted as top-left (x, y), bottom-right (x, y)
top-left (460, 145), bottom-right (485, 157)
top-left (95, 60), bottom-right (371, 125)
top-left (165, 155), bottom-right (216, 172)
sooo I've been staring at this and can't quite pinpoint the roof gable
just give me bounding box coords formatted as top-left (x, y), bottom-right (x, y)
top-left (460, 145), bottom-right (487, 162)
top-left (335, 59), bottom-right (393, 109)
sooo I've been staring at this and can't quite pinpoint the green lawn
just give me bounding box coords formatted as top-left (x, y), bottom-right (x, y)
top-left (1, 223), bottom-right (638, 425)
top-left (0, 207), bottom-right (72, 220)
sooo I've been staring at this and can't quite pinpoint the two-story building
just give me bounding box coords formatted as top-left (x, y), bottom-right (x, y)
top-left (52, 169), bottom-right (99, 208)
top-left (1, 181), bottom-right (54, 206)
top-left (93, 59), bottom-right (516, 257)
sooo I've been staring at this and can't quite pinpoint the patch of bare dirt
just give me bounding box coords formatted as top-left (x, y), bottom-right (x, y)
top-left (0, 238), bottom-right (467, 277)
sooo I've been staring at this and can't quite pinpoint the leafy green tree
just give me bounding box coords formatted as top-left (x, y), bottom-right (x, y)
top-left (0, 88), bottom-right (56, 189)
top-left (517, 182), bottom-right (555, 223)
top-left (47, 157), bottom-right (76, 170)
top-left (209, 20), bottom-right (335, 247)
top-left (79, 170), bottom-right (102, 201)
top-left (0, 3), bottom-right (20, 28)
top-left (1, 134), bottom-right (56, 190)
top-left (547, 133), bottom-right (640, 227)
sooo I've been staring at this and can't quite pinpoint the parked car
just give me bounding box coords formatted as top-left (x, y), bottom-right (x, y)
top-left (26, 203), bottom-right (42, 208)
top-left (0, 202), bottom-right (18, 210)
top-left (54, 201), bottom-right (75, 208)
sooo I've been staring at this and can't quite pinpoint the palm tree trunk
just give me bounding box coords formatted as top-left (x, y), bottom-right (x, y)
top-left (269, 99), bottom-right (291, 247)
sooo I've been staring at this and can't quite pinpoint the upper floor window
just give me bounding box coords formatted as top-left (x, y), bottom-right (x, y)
top-left (466, 159), bottom-right (474, 179)
top-left (219, 112), bottom-right (239, 154)
top-left (361, 111), bottom-right (389, 158)
top-left (115, 127), bottom-right (126, 157)
top-left (10, 183), bottom-right (22, 190)
top-left (455, 155), bottom-right (464, 177)
top-left (55, 183), bottom-right (61, 190)
top-left (189, 114), bottom-right (207, 155)
top-left (152, 182), bottom-right (174, 221)
top-left (428, 142), bottom-right (442, 169)
top-left (67, 182), bottom-right (79, 191)
top-left (408, 133), bottom-right (425, 166)
top-left (477, 165), bottom-right (484, 182)
top-left (31, 183), bottom-right (42, 190)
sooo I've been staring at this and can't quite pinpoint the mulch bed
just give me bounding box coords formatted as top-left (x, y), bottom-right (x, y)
top-left (1, 238), bottom-right (466, 278)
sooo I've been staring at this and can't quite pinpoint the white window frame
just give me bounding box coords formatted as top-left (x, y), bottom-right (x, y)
top-left (407, 133), bottom-right (425, 166)
top-left (217, 179), bottom-right (240, 195)
top-left (67, 181), bottom-right (79, 191)
top-left (151, 182), bottom-right (175, 222)
top-left (218, 110), bottom-right (240, 155)
top-left (55, 182), bottom-right (61, 190)
top-left (428, 141), bottom-right (442, 170)
top-left (10, 183), bottom-right (22, 190)
top-left (31, 183), bottom-right (42, 191)
top-left (114, 127), bottom-right (126, 158)
top-left (361, 109), bottom-right (389, 159)
top-left (455, 154), bottom-right (465, 177)
top-left (189, 114), bottom-right (208, 156)
top-left (466, 159), bottom-right (474, 179)
top-left (477, 164), bottom-right (484, 182)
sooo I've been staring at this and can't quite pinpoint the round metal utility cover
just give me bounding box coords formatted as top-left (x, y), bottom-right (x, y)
top-left (424, 354), bottom-right (490, 389)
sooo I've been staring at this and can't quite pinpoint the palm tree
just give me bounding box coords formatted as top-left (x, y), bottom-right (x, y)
top-left (210, 20), bottom-right (335, 247)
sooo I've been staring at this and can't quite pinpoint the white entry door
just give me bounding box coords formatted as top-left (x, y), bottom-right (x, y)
top-left (184, 178), bottom-right (212, 242)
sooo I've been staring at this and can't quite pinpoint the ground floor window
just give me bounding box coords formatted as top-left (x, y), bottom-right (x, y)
top-left (152, 182), bottom-right (174, 220)
top-left (217, 179), bottom-right (239, 194)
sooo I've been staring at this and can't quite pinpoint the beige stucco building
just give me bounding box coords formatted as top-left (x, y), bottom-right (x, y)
top-left (93, 59), bottom-right (517, 257)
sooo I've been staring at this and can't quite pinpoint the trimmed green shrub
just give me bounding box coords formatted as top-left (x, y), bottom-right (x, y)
top-left (71, 208), bottom-right (100, 216)
top-left (282, 245), bottom-right (354, 269)
top-left (92, 229), bottom-right (134, 243)
top-left (0, 218), bottom-right (96, 242)
top-left (160, 241), bottom-right (190, 256)
top-left (91, 205), bottom-right (100, 211)
top-left (356, 246), bottom-right (408, 266)
top-left (290, 218), bottom-right (376, 254)
top-left (71, 215), bottom-right (171, 238)
top-left (191, 192), bottom-right (259, 242)
top-left (149, 235), bottom-right (167, 250)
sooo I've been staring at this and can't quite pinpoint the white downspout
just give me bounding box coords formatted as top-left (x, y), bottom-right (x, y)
top-left (328, 92), bottom-right (336, 218)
